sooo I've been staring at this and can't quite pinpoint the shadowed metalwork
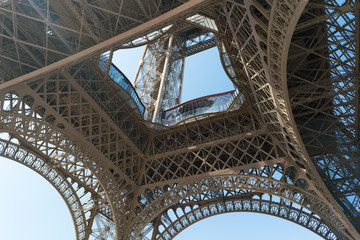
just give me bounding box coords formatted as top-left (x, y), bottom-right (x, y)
top-left (0, 0), bottom-right (359, 240)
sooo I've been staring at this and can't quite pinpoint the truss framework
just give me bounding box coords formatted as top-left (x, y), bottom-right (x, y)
top-left (133, 26), bottom-right (216, 121)
top-left (0, 1), bottom-right (359, 240)
top-left (155, 198), bottom-right (338, 240)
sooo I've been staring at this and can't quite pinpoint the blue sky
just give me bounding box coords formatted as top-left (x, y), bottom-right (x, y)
top-left (0, 46), bottom-right (323, 240)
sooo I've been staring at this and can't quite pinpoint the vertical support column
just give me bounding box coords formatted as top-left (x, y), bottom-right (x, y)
top-left (178, 58), bottom-right (185, 104)
top-left (132, 34), bottom-right (186, 122)
top-left (133, 34), bottom-right (180, 121)
top-left (150, 216), bottom-right (162, 240)
top-left (133, 45), bottom-right (148, 86)
top-left (355, 0), bottom-right (360, 142)
top-left (102, 49), bottom-right (114, 79)
top-left (152, 34), bottom-right (174, 122)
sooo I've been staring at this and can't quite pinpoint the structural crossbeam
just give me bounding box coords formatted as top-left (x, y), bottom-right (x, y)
top-left (0, 1), bottom-right (360, 240)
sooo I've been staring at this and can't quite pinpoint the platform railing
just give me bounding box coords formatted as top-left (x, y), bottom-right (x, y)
top-left (159, 89), bottom-right (244, 126)
top-left (99, 53), bottom-right (145, 116)
top-left (99, 52), bottom-right (243, 125)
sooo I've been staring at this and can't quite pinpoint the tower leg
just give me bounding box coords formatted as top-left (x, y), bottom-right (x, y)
top-left (153, 34), bottom-right (174, 122)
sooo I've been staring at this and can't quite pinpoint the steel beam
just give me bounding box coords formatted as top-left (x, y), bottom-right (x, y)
top-left (0, 0), bottom-right (215, 90)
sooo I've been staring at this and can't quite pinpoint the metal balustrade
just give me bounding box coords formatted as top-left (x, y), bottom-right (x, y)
top-left (99, 54), bottom-right (145, 116)
top-left (159, 89), bottom-right (244, 125)
top-left (100, 53), bottom-right (243, 126)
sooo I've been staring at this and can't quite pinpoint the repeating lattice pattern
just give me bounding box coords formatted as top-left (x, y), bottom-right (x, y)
top-left (71, 61), bottom-right (150, 152)
top-left (213, 1), bottom-right (360, 238)
top-left (288, 0), bottom-right (360, 230)
top-left (0, 106), bottom-right (119, 239)
top-left (155, 198), bottom-right (337, 240)
top-left (133, 25), bottom-right (216, 121)
top-left (148, 107), bottom-right (261, 155)
top-left (0, 1), bottom-right (359, 240)
top-left (0, 0), bottom-right (186, 81)
top-left (129, 175), bottom-right (351, 239)
top-left (0, 84), bottom-right (143, 238)
top-left (144, 133), bottom-right (282, 184)
top-left (0, 135), bottom-right (89, 239)
top-left (25, 70), bottom-right (144, 183)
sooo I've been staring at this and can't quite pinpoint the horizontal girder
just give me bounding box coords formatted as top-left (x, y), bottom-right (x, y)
top-left (0, 0), bottom-right (359, 240)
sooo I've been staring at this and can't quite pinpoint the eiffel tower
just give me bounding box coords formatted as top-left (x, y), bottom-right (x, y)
top-left (0, 0), bottom-right (359, 239)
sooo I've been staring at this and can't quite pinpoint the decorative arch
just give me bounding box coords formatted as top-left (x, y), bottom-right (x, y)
top-left (0, 135), bottom-right (88, 239)
top-left (0, 91), bottom-right (124, 239)
top-left (154, 197), bottom-right (337, 240)
top-left (215, 0), bottom-right (359, 238)
top-left (0, 132), bottom-right (117, 240)
top-left (129, 175), bottom-right (352, 240)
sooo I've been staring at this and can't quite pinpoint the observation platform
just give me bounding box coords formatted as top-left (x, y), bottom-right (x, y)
top-left (1, 1), bottom-right (359, 239)
top-left (99, 53), bottom-right (145, 116)
top-left (159, 89), bottom-right (244, 125)
top-left (99, 53), bottom-right (243, 126)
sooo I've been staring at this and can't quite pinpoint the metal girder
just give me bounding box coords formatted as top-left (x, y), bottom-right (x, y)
top-left (0, 108), bottom-right (117, 239)
top-left (180, 36), bottom-right (216, 58)
top-left (152, 197), bottom-right (339, 240)
top-left (130, 175), bottom-right (353, 240)
top-left (288, 0), bottom-right (360, 233)
top-left (133, 28), bottom-right (216, 121)
top-left (0, 73), bottom-right (136, 238)
top-left (1, 0), bottom-right (360, 240)
top-left (0, 0), bottom-right (217, 88)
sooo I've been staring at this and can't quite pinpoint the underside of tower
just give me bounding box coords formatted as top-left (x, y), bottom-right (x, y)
top-left (0, 0), bottom-right (359, 239)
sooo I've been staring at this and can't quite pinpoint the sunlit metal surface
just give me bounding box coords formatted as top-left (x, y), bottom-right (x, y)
top-left (0, 1), bottom-right (359, 240)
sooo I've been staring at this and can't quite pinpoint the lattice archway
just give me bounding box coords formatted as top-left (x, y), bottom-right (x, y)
top-left (153, 197), bottom-right (337, 240)
top-left (0, 132), bottom-right (116, 240)
top-left (0, 134), bottom-right (87, 239)
top-left (0, 90), bottom-right (124, 239)
top-left (129, 175), bottom-right (352, 240)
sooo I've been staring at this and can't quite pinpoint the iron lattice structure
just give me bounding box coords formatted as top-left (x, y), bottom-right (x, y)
top-left (0, 0), bottom-right (359, 240)
top-left (133, 24), bottom-right (217, 121)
